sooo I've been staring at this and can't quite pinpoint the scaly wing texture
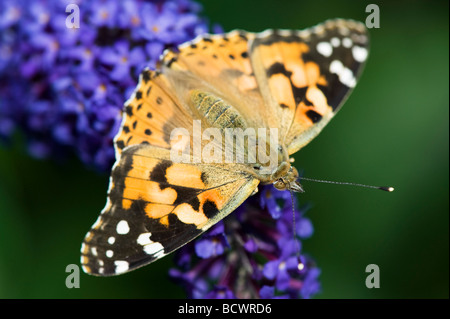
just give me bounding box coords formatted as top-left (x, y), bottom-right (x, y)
top-left (81, 145), bottom-right (258, 276)
top-left (160, 30), bottom-right (275, 132)
top-left (114, 69), bottom-right (197, 157)
top-left (249, 19), bottom-right (369, 154)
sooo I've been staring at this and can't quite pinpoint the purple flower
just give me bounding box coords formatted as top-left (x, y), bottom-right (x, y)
top-left (0, 1), bottom-right (23, 29)
top-left (259, 286), bottom-right (288, 299)
top-left (87, 0), bottom-right (119, 28)
top-left (139, 2), bottom-right (178, 42)
top-left (260, 185), bottom-right (291, 219)
top-left (99, 40), bottom-right (146, 86)
top-left (170, 185), bottom-right (321, 299)
top-left (139, 1), bottom-right (206, 44)
top-left (117, 2), bottom-right (142, 30)
top-left (60, 29), bottom-right (98, 71)
top-left (205, 286), bottom-right (236, 299)
top-left (0, 0), bottom-right (211, 170)
top-left (263, 254), bottom-right (301, 291)
top-left (277, 202), bottom-right (314, 240)
top-left (300, 266), bottom-right (321, 299)
top-left (169, 268), bottom-right (210, 299)
top-left (194, 221), bottom-right (229, 259)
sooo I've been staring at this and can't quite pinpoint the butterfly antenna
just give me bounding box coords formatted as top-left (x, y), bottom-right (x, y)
top-left (289, 188), bottom-right (305, 271)
top-left (300, 177), bottom-right (394, 192)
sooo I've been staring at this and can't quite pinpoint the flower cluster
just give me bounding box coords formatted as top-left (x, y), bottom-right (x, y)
top-left (170, 185), bottom-right (321, 299)
top-left (0, 0), bottom-right (210, 170)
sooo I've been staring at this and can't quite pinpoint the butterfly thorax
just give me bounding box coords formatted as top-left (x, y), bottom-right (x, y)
top-left (190, 89), bottom-right (303, 192)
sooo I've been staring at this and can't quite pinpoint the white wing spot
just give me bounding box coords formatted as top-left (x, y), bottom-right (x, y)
top-left (316, 42), bottom-right (333, 57)
top-left (143, 242), bottom-right (164, 256)
top-left (342, 37), bottom-right (353, 48)
top-left (114, 260), bottom-right (129, 274)
top-left (137, 232), bottom-right (153, 246)
top-left (331, 37), bottom-right (340, 47)
top-left (352, 46), bottom-right (368, 62)
top-left (106, 250), bottom-right (114, 258)
top-left (330, 60), bottom-right (356, 88)
top-left (116, 220), bottom-right (130, 235)
top-left (108, 236), bottom-right (115, 245)
top-left (278, 29), bottom-right (292, 36)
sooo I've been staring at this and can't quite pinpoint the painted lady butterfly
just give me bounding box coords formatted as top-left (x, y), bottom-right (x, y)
top-left (81, 19), bottom-right (370, 276)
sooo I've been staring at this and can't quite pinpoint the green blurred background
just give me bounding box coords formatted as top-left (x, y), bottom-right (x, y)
top-left (0, 0), bottom-right (448, 298)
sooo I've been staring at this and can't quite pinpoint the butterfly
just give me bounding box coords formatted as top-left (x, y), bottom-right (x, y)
top-left (81, 19), bottom-right (369, 276)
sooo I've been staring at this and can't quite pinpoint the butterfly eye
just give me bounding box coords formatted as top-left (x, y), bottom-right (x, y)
top-left (273, 179), bottom-right (286, 190)
top-left (253, 164), bottom-right (261, 170)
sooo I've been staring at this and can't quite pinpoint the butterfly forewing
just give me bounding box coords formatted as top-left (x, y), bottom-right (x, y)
top-left (114, 70), bottom-right (197, 157)
top-left (250, 19), bottom-right (369, 154)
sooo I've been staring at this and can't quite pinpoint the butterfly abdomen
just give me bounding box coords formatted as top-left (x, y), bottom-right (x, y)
top-left (190, 90), bottom-right (247, 130)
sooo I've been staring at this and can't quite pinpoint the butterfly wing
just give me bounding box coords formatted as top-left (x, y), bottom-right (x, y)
top-left (159, 31), bottom-right (274, 132)
top-left (114, 69), bottom-right (197, 157)
top-left (249, 19), bottom-right (369, 154)
top-left (81, 144), bottom-right (258, 276)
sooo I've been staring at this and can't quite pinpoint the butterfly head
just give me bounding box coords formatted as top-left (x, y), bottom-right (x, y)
top-left (272, 162), bottom-right (304, 193)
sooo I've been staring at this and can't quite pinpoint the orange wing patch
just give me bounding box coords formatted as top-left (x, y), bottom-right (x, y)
top-left (162, 30), bottom-right (255, 86)
top-left (250, 37), bottom-right (332, 142)
top-left (165, 164), bottom-right (205, 189)
top-left (114, 70), bottom-right (194, 156)
top-left (112, 144), bottom-right (259, 230)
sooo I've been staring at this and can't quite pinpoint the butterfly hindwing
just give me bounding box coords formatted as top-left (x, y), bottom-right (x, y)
top-left (81, 144), bottom-right (258, 276)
